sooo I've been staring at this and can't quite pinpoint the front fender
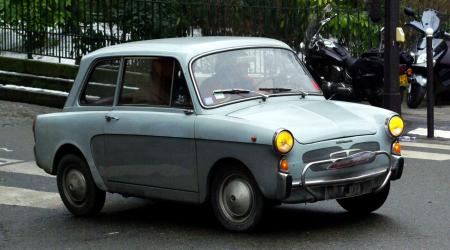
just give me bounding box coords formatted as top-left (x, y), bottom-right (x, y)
top-left (195, 115), bottom-right (282, 202)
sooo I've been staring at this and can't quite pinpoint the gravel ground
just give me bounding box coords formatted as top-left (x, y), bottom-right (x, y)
top-left (0, 100), bottom-right (60, 127)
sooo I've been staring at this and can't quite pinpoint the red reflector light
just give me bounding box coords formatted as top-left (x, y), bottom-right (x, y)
top-left (400, 66), bottom-right (407, 74)
top-left (407, 68), bottom-right (413, 76)
top-left (312, 80), bottom-right (320, 91)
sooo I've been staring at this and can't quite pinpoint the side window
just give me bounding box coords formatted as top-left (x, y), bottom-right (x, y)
top-left (119, 58), bottom-right (172, 106)
top-left (171, 63), bottom-right (193, 108)
top-left (80, 59), bottom-right (120, 106)
top-left (119, 57), bottom-right (192, 108)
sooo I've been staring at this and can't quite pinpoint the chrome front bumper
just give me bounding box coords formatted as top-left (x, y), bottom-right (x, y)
top-left (276, 151), bottom-right (404, 202)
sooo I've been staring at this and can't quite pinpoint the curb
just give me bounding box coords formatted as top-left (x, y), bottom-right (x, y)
top-left (0, 85), bottom-right (66, 108)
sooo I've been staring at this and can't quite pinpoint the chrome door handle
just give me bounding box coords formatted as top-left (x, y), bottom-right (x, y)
top-left (105, 115), bottom-right (119, 122)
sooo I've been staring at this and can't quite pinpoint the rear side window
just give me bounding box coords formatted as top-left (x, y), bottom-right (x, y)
top-left (79, 59), bottom-right (120, 106)
top-left (118, 57), bottom-right (192, 108)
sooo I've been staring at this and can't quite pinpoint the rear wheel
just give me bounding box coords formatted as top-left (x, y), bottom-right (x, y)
top-left (57, 154), bottom-right (105, 216)
top-left (407, 83), bottom-right (426, 108)
top-left (337, 182), bottom-right (390, 215)
top-left (211, 166), bottom-right (265, 232)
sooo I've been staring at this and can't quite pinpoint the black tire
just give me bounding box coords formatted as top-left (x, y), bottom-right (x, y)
top-left (56, 154), bottom-right (106, 216)
top-left (407, 83), bottom-right (426, 108)
top-left (211, 166), bottom-right (265, 232)
top-left (336, 182), bottom-right (390, 215)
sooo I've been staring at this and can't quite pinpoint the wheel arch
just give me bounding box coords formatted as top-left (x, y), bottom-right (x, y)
top-left (52, 143), bottom-right (86, 175)
top-left (203, 157), bottom-right (258, 204)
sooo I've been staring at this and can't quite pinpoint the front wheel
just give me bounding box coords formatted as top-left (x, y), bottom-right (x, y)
top-left (407, 83), bottom-right (426, 108)
top-left (336, 182), bottom-right (390, 215)
top-left (211, 166), bottom-right (265, 232)
top-left (57, 154), bottom-right (106, 216)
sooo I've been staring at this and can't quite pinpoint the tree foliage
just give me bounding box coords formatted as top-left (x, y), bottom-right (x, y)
top-left (1, 0), bottom-right (448, 60)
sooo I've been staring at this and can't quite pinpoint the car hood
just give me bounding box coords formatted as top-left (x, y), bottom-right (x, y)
top-left (226, 99), bottom-right (378, 144)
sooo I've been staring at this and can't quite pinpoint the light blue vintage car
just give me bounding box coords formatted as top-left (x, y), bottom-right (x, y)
top-left (34, 37), bottom-right (404, 232)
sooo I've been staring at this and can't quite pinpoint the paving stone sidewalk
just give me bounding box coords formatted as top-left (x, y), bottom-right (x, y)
top-left (401, 102), bottom-right (450, 141)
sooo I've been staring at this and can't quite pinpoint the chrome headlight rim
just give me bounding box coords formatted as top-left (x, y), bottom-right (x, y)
top-left (273, 129), bottom-right (294, 155)
top-left (385, 114), bottom-right (405, 138)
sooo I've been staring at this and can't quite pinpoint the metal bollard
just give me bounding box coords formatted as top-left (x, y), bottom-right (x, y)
top-left (426, 28), bottom-right (434, 138)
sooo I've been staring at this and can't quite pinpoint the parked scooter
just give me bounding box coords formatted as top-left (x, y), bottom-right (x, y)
top-left (300, 5), bottom-right (411, 107)
top-left (404, 7), bottom-right (450, 108)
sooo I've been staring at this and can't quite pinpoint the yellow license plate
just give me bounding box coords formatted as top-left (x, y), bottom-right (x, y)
top-left (399, 74), bottom-right (408, 87)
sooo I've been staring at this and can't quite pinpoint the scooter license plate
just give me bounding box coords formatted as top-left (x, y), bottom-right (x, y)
top-left (399, 74), bottom-right (408, 87)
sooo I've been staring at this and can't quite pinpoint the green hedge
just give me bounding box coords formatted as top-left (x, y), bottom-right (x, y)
top-left (0, 56), bottom-right (78, 79)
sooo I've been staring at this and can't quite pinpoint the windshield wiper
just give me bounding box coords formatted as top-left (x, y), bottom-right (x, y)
top-left (259, 87), bottom-right (291, 93)
top-left (213, 88), bottom-right (269, 101)
top-left (259, 88), bottom-right (308, 98)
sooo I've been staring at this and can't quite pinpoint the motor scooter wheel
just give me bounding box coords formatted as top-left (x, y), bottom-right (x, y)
top-left (407, 83), bottom-right (426, 108)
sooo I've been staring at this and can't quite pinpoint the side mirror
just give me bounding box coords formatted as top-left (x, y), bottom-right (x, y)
top-left (404, 7), bottom-right (416, 18)
top-left (300, 42), bottom-right (306, 51)
top-left (323, 4), bottom-right (332, 14)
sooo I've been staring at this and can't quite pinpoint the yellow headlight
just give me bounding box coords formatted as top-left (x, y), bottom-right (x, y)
top-left (388, 115), bottom-right (404, 137)
top-left (274, 130), bottom-right (294, 154)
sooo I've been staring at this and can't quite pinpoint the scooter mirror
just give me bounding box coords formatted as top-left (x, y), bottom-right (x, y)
top-left (404, 7), bottom-right (416, 18)
top-left (300, 42), bottom-right (305, 51)
top-left (324, 4), bottom-right (332, 14)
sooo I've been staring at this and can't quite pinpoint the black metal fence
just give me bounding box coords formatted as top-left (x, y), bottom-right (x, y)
top-left (1, 0), bottom-right (447, 63)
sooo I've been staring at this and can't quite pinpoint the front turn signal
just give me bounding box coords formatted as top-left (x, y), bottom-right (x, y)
top-left (392, 141), bottom-right (401, 155)
top-left (280, 159), bottom-right (289, 172)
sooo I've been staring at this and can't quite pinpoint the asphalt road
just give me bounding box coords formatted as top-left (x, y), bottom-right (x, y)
top-left (1, 100), bottom-right (449, 249)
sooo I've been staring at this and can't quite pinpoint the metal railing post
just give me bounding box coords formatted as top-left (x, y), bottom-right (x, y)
top-left (383, 0), bottom-right (401, 114)
top-left (426, 28), bottom-right (435, 138)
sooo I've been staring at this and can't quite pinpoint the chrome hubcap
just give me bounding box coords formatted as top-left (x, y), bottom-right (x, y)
top-left (64, 169), bottom-right (87, 204)
top-left (219, 176), bottom-right (254, 223)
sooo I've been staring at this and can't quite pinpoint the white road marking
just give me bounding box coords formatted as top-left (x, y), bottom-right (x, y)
top-left (402, 150), bottom-right (450, 161)
top-left (402, 142), bottom-right (450, 151)
top-left (0, 158), bottom-right (23, 166)
top-left (0, 186), bottom-right (60, 209)
top-left (408, 128), bottom-right (450, 139)
top-left (0, 161), bottom-right (59, 209)
top-left (0, 161), bottom-right (53, 177)
top-left (0, 148), bottom-right (13, 152)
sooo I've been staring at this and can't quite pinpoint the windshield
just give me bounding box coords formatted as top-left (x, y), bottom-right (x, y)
top-left (192, 48), bottom-right (321, 107)
top-left (305, 15), bottom-right (320, 43)
top-left (422, 9), bottom-right (440, 32)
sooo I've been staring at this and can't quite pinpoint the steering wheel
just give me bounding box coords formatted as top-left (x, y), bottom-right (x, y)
top-left (254, 75), bottom-right (291, 90)
top-left (253, 76), bottom-right (279, 89)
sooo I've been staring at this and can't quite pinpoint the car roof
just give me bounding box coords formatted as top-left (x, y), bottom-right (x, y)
top-left (83, 36), bottom-right (292, 63)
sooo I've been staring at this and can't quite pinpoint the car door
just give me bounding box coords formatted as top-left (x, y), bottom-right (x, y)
top-left (77, 58), bottom-right (121, 171)
top-left (103, 57), bottom-right (198, 192)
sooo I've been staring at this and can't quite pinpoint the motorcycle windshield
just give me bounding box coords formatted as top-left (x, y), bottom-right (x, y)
top-left (422, 10), bottom-right (440, 32)
top-left (305, 16), bottom-right (320, 43)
